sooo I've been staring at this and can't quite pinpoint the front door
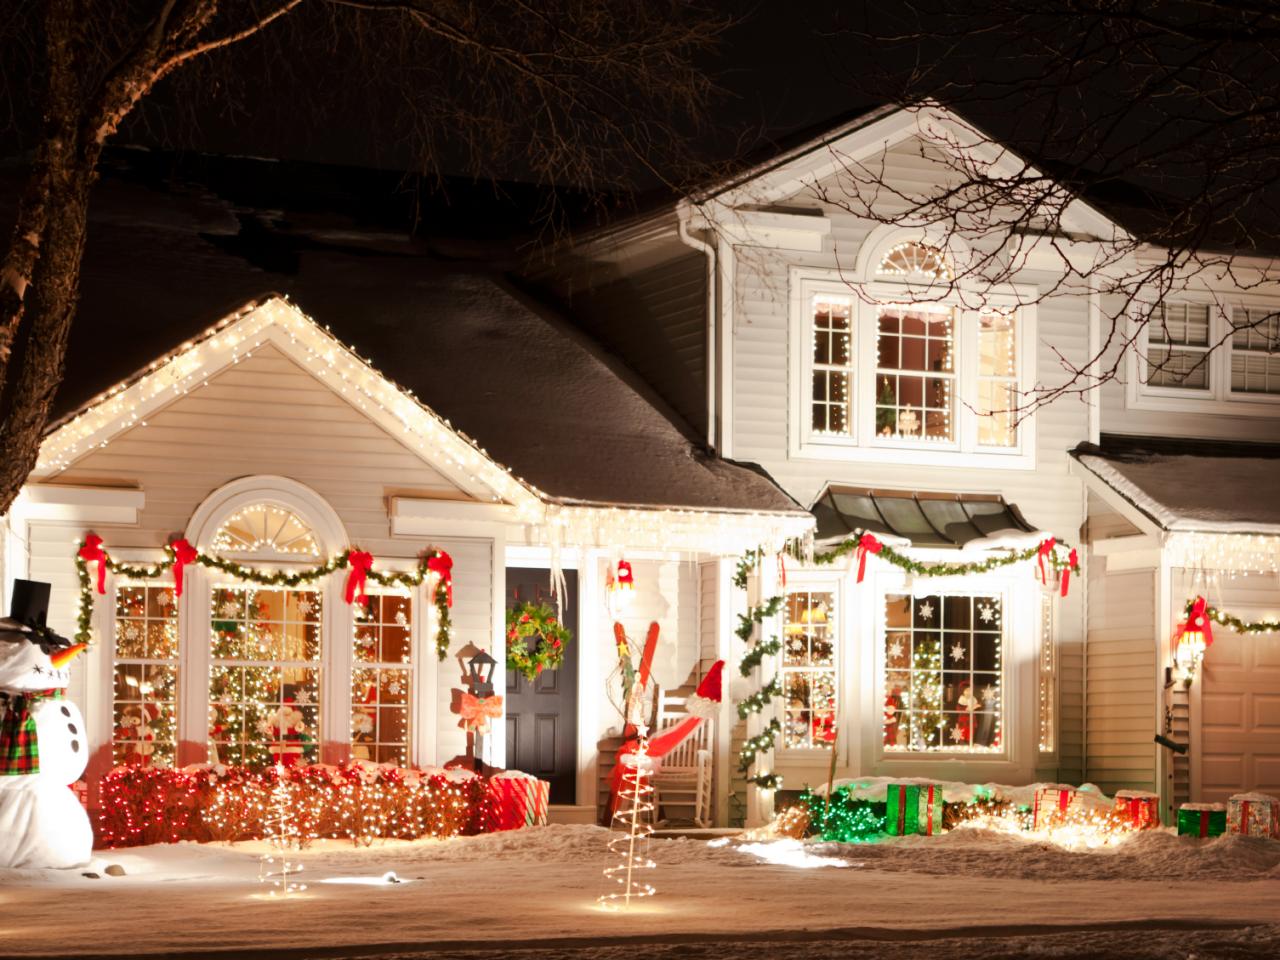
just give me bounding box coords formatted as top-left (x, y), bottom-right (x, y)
top-left (1199, 618), bottom-right (1280, 802)
top-left (504, 567), bottom-right (578, 804)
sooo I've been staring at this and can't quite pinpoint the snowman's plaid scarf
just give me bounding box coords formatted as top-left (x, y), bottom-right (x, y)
top-left (0, 690), bottom-right (60, 775)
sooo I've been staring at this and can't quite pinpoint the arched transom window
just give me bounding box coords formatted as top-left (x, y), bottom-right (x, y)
top-left (211, 503), bottom-right (320, 558)
top-left (876, 241), bottom-right (954, 281)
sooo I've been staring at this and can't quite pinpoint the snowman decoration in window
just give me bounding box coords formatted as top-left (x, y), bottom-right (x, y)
top-left (0, 580), bottom-right (93, 868)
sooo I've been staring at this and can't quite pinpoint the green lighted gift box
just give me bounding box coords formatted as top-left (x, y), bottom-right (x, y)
top-left (1177, 803), bottom-right (1226, 838)
top-left (886, 783), bottom-right (944, 836)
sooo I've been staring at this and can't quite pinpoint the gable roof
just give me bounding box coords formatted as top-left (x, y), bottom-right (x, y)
top-left (35, 169), bottom-right (804, 520)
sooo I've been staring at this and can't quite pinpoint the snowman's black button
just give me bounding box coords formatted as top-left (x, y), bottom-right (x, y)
top-left (60, 705), bottom-right (71, 717)
top-left (67, 722), bottom-right (78, 734)
top-left (70, 739), bottom-right (80, 753)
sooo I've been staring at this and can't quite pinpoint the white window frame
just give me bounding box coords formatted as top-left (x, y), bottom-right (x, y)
top-left (874, 580), bottom-right (1012, 761)
top-left (1128, 294), bottom-right (1280, 414)
top-left (789, 266), bottom-right (1038, 469)
top-left (350, 584), bottom-right (420, 767)
top-left (775, 568), bottom-right (848, 768)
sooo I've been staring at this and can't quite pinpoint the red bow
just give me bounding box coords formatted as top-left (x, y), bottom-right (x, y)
top-left (78, 535), bottom-right (107, 595)
top-left (170, 538), bottom-right (198, 597)
top-left (460, 692), bottom-right (504, 733)
top-left (855, 533), bottom-right (883, 583)
top-left (427, 550), bottom-right (453, 606)
top-left (1036, 537), bottom-right (1056, 585)
top-left (344, 550), bottom-right (373, 605)
top-left (1060, 548), bottom-right (1078, 597)
top-left (777, 551), bottom-right (787, 589)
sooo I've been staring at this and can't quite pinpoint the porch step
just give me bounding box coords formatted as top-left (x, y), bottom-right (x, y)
top-left (547, 804), bottom-right (598, 825)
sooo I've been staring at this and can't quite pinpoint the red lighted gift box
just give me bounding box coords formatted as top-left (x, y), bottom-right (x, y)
top-left (483, 772), bottom-right (549, 832)
top-left (1113, 789), bottom-right (1161, 830)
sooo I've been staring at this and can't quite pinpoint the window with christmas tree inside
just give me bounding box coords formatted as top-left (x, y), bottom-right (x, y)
top-left (112, 583), bottom-right (179, 767)
top-left (783, 589), bottom-right (837, 749)
top-left (352, 592), bottom-right (412, 765)
top-left (883, 593), bottom-right (1002, 752)
top-left (209, 586), bottom-right (322, 767)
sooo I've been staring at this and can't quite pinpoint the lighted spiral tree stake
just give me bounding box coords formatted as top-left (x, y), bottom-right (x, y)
top-left (598, 735), bottom-right (657, 910)
top-left (259, 763), bottom-right (306, 897)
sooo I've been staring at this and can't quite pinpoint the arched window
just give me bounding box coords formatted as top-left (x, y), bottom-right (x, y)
top-left (876, 241), bottom-right (954, 281)
top-left (211, 502), bottom-right (321, 558)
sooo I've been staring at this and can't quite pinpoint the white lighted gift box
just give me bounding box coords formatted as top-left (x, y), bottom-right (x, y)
top-left (1227, 793), bottom-right (1280, 839)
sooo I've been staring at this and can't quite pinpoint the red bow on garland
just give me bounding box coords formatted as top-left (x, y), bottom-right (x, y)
top-left (78, 535), bottom-right (107, 595)
top-left (855, 533), bottom-right (883, 583)
top-left (170, 538), bottom-right (198, 597)
top-left (344, 550), bottom-right (374, 605)
top-left (1060, 548), bottom-right (1078, 598)
top-left (1036, 537), bottom-right (1056, 585)
top-left (427, 550), bottom-right (453, 606)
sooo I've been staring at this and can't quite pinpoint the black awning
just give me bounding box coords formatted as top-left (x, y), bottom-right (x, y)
top-left (811, 485), bottom-right (1035, 547)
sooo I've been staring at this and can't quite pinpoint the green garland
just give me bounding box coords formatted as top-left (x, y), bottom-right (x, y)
top-left (1189, 600), bottom-right (1280, 635)
top-left (732, 561), bottom-right (786, 803)
top-left (737, 675), bottom-right (781, 720)
top-left (76, 538), bottom-right (454, 659)
top-left (738, 636), bottom-right (782, 677)
top-left (811, 529), bottom-right (1079, 579)
top-left (505, 601), bottom-right (571, 681)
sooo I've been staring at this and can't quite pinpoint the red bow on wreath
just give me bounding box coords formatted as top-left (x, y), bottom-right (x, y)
top-left (345, 550), bottom-right (374, 605)
top-left (170, 538), bottom-right (198, 597)
top-left (855, 533), bottom-right (883, 584)
top-left (427, 550), bottom-right (453, 607)
top-left (79, 535), bottom-right (107, 595)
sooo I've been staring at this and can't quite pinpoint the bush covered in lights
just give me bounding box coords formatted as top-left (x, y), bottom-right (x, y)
top-left (98, 762), bottom-right (490, 848)
top-left (797, 787), bottom-right (887, 843)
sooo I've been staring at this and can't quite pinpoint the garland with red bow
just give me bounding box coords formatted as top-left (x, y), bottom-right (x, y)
top-left (1186, 599), bottom-right (1280, 635)
top-left (75, 536), bottom-right (455, 659)
top-left (812, 530), bottom-right (1081, 593)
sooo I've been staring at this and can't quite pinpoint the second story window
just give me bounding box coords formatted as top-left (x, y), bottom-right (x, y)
top-left (874, 306), bottom-right (956, 443)
top-left (1230, 307), bottom-right (1280, 395)
top-left (1145, 301), bottom-right (1212, 391)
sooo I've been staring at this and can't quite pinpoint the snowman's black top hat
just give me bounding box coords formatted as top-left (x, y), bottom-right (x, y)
top-left (0, 579), bottom-right (71, 652)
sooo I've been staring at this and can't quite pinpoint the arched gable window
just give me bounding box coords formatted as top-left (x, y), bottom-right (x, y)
top-left (211, 503), bottom-right (321, 558)
top-left (876, 240), bottom-right (954, 282)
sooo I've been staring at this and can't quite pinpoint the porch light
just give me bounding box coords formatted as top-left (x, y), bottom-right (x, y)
top-left (1173, 596), bottom-right (1214, 686)
top-left (467, 649), bottom-right (497, 698)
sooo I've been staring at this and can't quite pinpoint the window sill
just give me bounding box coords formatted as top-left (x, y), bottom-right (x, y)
top-left (792, 438), bottom-right (1035, 470)
top-left (1127, 386), bottom-right (1280, 417)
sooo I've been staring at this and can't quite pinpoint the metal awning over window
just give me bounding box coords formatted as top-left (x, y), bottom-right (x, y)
top-left (811, 485), bottom-right (1036, 548)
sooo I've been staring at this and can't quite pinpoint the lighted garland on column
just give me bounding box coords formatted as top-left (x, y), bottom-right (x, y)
top-left (75, 536), bottom-right (455, 659)
top-left (731, 548), bottom-right (786, 796)
top-left (1188, 599), bottom-right (1280, 634)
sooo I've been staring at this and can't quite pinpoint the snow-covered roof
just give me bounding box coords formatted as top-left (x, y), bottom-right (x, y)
top-left (36, 171), bottom-right (805, 519)
top-left (1072, 436), bottom-right (1280, 534)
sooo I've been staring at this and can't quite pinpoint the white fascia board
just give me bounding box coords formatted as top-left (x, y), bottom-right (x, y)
top-left (390, 497), bottom-right (516, 536)
top-left (14, 484), bottom-right (145, 525)
top-left (34, 298), bottom-right (541, 515)
top-left (709, 207), bottom-right (831, 252)
top-left (1069, 457), bottom-right (1168, 538)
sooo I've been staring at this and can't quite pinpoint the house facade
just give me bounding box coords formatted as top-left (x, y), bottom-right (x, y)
top-left (550, 106), bottom-right (1280, 826)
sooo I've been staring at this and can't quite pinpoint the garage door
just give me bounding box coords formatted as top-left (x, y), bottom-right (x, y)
top-left (1199, 621), bottom-right (1280, 803)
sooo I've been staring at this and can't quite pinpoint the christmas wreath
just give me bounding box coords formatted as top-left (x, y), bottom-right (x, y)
top-left (505, 602), bottom-right (571, 681)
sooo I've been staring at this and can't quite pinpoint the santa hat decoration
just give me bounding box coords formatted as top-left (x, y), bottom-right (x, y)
top-left (684, 660), bottom-right (725, 722)
top-left (612, 559), bottom-right (635, 592)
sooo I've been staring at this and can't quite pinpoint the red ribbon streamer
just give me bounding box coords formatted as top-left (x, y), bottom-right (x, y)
top-left (344, 550), bottom-right (373, 605)
top-left (1199, 809), bottom-right (1210, 838)
top-left (78, 535), bottom-right (107, 595)
top-left (778, 552), bottom-right (787, 589)
top-left (1037, 537), bottom-right (1056, 585)
top-left (170, 538), bottom-right (198, 597)
top-left (925, 784), bottom-right (936, 836)
top-left (1060, 548), bottom-right (1078, 597)
top-left (855, 533), bottom-right (883, 584)
top-left (896, 785), bottom-right (907, 834)
top-left (427, 550), bottom-right (453, 606)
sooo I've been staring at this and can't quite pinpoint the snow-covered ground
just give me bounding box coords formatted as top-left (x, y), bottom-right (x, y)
top-left (2, 824), bottom-right (1278, 957)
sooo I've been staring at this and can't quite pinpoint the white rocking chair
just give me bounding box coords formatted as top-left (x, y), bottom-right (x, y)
top-left (650, 689), bottom-right (713, 828)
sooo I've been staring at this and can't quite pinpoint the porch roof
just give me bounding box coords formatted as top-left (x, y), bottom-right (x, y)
top-left (1071, 435), bottom-right (1280, 534)
top-left (811, 485), bottom-right (1037, 548)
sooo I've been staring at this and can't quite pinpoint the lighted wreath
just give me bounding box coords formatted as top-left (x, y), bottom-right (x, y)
top-left (505, 602), bottom-right (571, 681)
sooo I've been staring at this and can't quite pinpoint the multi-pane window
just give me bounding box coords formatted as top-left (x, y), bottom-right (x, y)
top-left (352, 592), bottom-right (412, 765)
top-left (884, 593), bottom-right (1002, 752)
top-left (1146, 301), bottom-right (1212, 390)
top-left (208, 586), bottom-right (322, 767)
top-left (782, 590), bottom-right (836, 749)
top-left (112, 584), bottom-right (178, 767)
top-left (1038, 593), bottom-right (1055, 754)
top-left (875, 306), bottom-right (956, 442)
top-left (977, 311), bottom-right (1018, 447)
top-left (1230, 307), bottom-right (1280, 395)
top-left (811, 297), bottom-right (855, 435)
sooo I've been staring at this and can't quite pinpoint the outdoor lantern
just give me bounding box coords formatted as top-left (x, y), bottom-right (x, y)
top-left (467, 649), bottom-right (497, 698)
top-left (1173, 596), bottom-right (1214, 685)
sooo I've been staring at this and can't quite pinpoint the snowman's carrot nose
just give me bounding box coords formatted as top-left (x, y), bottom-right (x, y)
top-left (50, 643), bottom-right (87, 669)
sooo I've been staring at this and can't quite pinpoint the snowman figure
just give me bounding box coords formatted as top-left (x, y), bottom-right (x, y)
top-left (0, 579), bottom-right (92, 868)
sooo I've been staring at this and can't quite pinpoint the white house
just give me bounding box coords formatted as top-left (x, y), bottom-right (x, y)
top-left (547, 105), bottom-right (1280, 825)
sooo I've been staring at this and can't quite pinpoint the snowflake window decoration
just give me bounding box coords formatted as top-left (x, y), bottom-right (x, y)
top-left (917, 600), bottom-right (934, 621)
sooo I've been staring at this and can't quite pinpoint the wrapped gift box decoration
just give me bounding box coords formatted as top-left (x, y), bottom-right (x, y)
top-left (483, 771), bottom-right (550, 832)
top-left (1227, 793), bottom-right (1280, 839)
top-left (1177, 802), bottom-right (1226, 838)
top-left (1032, 785), bottom-right (1087, 829)
top-left (885, 783), bottom-right (943, 836)
top-left (1113, 789), bottom-right (1161, 830)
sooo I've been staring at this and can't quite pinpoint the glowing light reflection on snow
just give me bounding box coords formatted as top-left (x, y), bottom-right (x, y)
top-left (736, 839), bottom-right (852, 869)
top-left (318, 871), bottom-right (411, 886)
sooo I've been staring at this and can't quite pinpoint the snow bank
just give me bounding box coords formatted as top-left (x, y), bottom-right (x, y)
top-left (810, 776), bottom-right (1115, 811)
